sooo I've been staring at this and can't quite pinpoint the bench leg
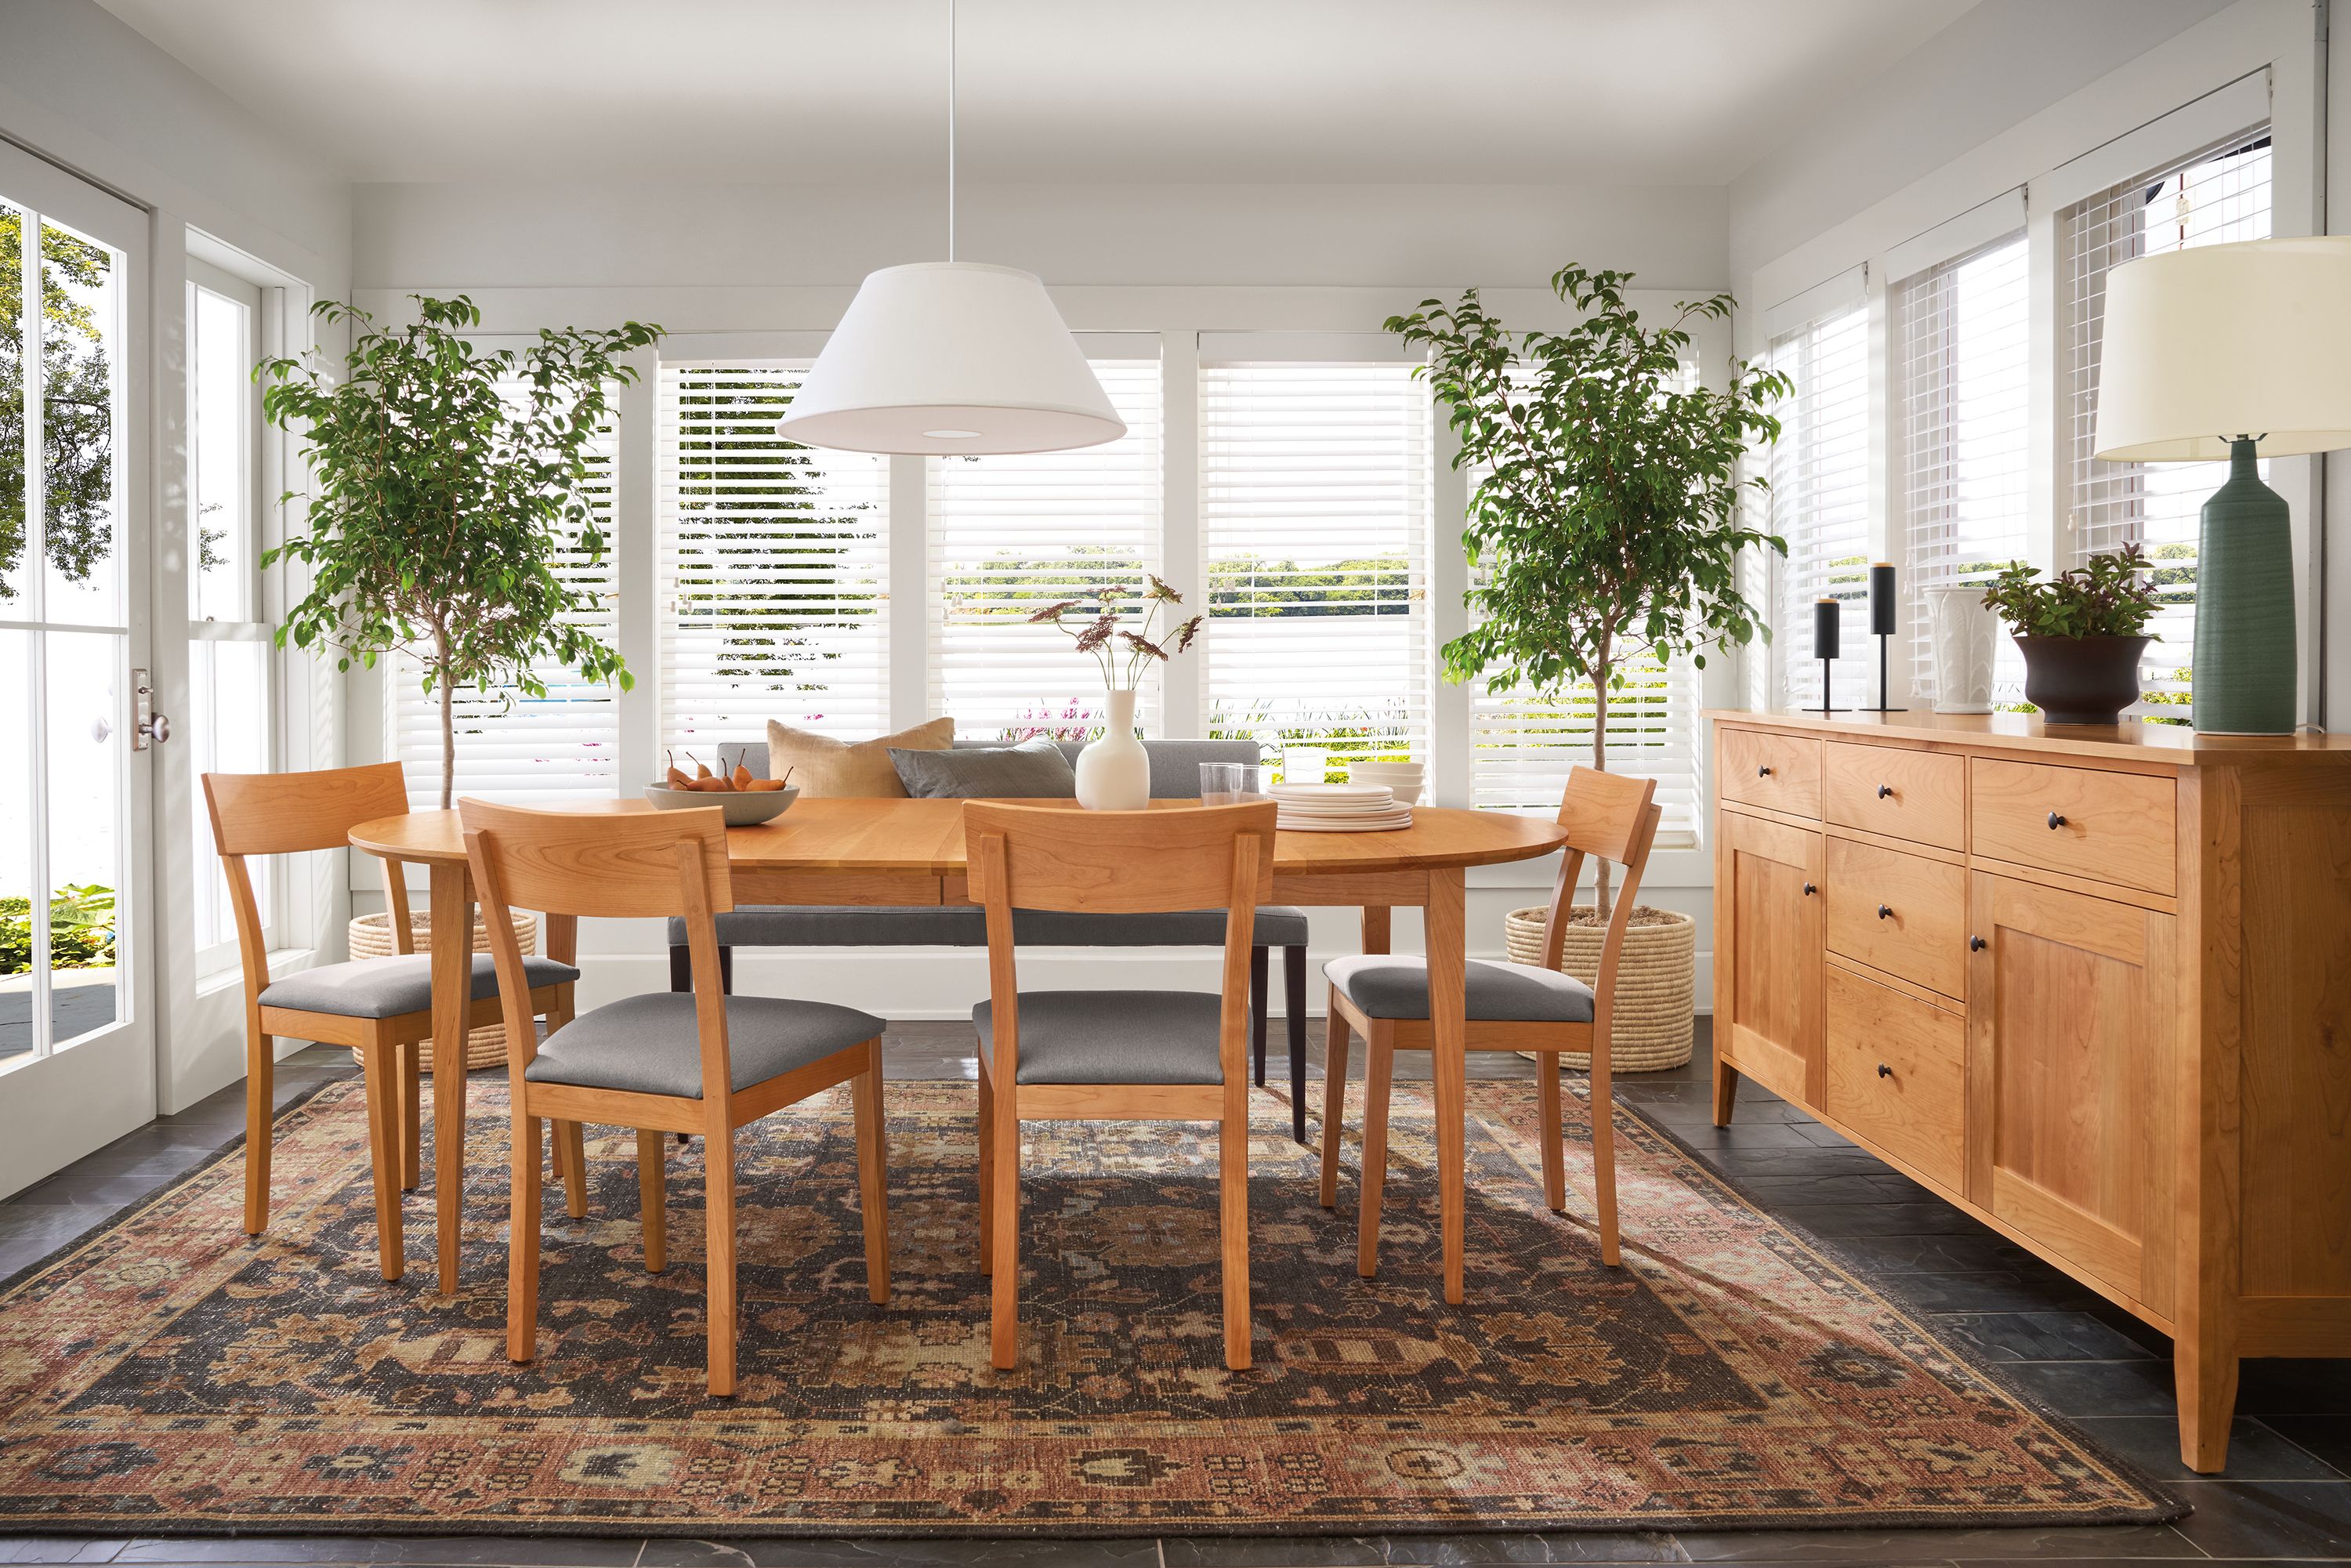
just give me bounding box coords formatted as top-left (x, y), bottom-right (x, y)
top-left (1284, 945), bottom-right (1308, 1143)
top-left (1250, 945), bottom-right (1270, 1088)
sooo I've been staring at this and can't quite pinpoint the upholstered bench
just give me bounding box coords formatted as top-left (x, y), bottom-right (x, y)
top-left (665, 737), bottom-right (1313, 1139)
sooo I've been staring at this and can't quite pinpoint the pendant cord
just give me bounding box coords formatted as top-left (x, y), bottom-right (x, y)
top-left (946, 0), bottom-right (957, 263)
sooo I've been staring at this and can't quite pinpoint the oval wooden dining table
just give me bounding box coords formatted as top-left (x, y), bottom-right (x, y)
top-left (349, 797), bottom-right (1570, 1305)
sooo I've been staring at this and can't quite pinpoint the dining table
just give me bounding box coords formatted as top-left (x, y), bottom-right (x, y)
top-left (347, 796), bottom-right (1571, 1305)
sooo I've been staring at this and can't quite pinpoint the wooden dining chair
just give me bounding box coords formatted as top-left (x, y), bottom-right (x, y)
top-left (461, 798), bottom-right (891, 1396)
top-left (201, 763), bottom-right (581, 1280)
top-left (1319, 766), bottom-right (1660, 1276)
top-left (967, 799), bottom-right (1277, 1372)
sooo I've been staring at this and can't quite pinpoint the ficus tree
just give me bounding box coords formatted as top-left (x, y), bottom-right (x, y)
top-left (259, 295), bottom-right (662, 808)
top-left (1386, 264), bottom-right (1789, 914)
top-left (0, 212), bottom-right (116, 596)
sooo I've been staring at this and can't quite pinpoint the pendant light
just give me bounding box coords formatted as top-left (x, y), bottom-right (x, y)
top-left (775, 0), bottom-right (1124, 455)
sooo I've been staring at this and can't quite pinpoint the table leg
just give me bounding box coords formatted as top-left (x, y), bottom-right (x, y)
top-left (1360, 905), bottom-right (1391, 957)
top-left (429, 860), bottom-right (473, 1295)
top-left (1426, 867), bottom-right (1468, 1305)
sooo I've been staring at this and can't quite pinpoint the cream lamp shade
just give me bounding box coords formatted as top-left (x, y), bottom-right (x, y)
top-left (773, 262), bottom-right (1125, 456)
top-left (2094, 235), bottom-right (2351, 462)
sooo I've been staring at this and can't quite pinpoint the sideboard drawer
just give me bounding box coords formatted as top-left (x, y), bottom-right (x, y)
top-left (1826, 835), bottom-right (1968, 998)
top-left (1825, 742), bottom-right (1965, 849)
top-left (1720, 728), bottom-right (1822, 819)
top-left (1971, 759), bottom-right (2177, 896)
top-left (1825, 962), bottom-right (1965, 1191)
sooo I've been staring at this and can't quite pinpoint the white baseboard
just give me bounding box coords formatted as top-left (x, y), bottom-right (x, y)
top-left (573, 947), bottom-right (1715, 1023)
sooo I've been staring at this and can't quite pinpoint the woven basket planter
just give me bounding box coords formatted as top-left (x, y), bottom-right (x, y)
top-left (1501, 904), bottom-right (1695, 1073)
top-left (346, 909), bottom-right (538, 1073)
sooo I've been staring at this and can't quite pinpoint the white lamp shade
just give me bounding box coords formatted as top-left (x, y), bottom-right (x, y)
top-left (774, 261), bottom-right (1126, 455)
top-left (2094, 235), bottom-right (2351, 462)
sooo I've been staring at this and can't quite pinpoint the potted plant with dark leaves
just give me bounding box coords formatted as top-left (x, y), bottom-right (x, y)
top-left (1980, 543), bottom-right (2159, 725)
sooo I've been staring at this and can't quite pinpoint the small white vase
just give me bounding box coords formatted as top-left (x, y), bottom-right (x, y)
top-left (1927, 585), bottom-right (1997, 714)
top-left (1075, 688), bottom-right (1150, 809)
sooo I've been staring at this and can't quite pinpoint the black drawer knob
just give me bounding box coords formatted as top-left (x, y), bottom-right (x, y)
top-left (1970, 934), bottom-right (1987, 951)
top-left (1802, 882), bottom-right (1817, 896)
top-left (1876, 1063), bottom-right (1893, 1079)
top-left (2047, 810), bottom-right (2067, 829)
top-left (1876, 904), bottom-right (1893, 920)
top-left (1877, 783), bottom-right (1894, 798)
top-left (1758, 765), bottom-right (1773, 777)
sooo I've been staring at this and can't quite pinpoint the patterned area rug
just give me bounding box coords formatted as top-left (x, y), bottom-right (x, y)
top-left (0, 1074), bottom-right (2175, 1537)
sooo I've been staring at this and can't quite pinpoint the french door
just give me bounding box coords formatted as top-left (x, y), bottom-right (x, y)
top-left (0, 141), bottom-right (154, 1198)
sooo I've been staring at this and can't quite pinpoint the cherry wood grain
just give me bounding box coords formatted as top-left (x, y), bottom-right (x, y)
top-left (1708, 706), bottom-right (2351, 765)
top-left (1824, 963), bottom-right (1965, 1190)
top-left (1972, 757), bottom-right (2178, 898)
top-left (1824, 741), bottom-right (1966, 850)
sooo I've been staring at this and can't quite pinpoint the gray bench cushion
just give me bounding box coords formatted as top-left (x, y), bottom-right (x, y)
top-left (974, 990), bottom-right (1226, 1085)
top-left (259, 952), bottom-right (580, 1019)
top-left (525, 992), bottom-right (884, 1098)
top-left (1324, 954), bottom-right (1596, 1023)
top-left (668, 904), bottom-right (1310, 948)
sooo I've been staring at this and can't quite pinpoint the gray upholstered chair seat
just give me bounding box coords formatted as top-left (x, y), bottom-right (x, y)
top-left (667, 904), bottom-right (1309, 948)
top-left (259, 952), bottom-right (580, 1020)
top-left (974, 990), bottom-right (1227, 1085)
top-left (1324, 954), bottom-right (1595, 1023)
top-left (525, 993), bottom-right (885, 1098)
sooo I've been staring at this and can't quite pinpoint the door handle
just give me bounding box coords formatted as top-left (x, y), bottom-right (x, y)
top-left (130, 668), bottom-right (169, 751)
top-left (1970, 934), bottom-right (1987, 951)
top-left (1802, 882), bottom-right (1817, 896)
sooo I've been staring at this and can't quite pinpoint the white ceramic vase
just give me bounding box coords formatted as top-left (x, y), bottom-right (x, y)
top-left (1927, 585), bottom-right (1997, 713)
top-left (1075, 688), bottom-right (1150, 809)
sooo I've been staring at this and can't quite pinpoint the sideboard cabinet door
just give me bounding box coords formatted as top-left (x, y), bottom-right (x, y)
top-left (1967, 871), bottom-right (2178, 1316)
top-left (1716, 810), bottom-right (1824, 1107)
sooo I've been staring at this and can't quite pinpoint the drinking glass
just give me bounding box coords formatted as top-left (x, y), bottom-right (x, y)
top-left (1199, 762), bottom-right (1264, 803)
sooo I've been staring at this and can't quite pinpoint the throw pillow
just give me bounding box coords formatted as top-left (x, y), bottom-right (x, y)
top-left (764, 717), bottom-right (955, 798)
top-left (889, 738), bottom-right (1078, 799)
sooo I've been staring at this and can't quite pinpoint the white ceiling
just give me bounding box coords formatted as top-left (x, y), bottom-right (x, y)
top-left (95, 0), bottom-right (1979, 186)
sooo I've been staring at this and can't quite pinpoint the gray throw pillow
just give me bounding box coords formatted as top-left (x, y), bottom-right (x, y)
top-left (889, 738), bottom-right (1078, 798)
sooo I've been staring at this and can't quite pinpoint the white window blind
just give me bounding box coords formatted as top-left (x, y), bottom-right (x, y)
top-left (1897, 232), bottom-right (2029, 704)
top-left (1769, 306), bottom-right (1871, 708)
top-left (386, 390), bottom-right (620, 806)
top-left (2062, 129), bottom-right (2271, 719)
top-left (657, 363), bottom-right (890, 759)
top-left (1199, 363), bottom-right (1432, 779)
top-left (927, 360), bottom-right (1163, 741)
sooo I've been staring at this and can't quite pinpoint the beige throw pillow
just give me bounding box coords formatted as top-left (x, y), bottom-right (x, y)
top-left (766, 718), bottom-right (955, 798)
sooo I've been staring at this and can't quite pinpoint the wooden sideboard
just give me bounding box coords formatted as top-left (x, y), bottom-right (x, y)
top-left (1708, 709), bottom-right (2351, 1473)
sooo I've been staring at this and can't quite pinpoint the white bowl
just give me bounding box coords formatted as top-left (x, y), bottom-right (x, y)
top-left (643, 784), bottom-right (800, 825)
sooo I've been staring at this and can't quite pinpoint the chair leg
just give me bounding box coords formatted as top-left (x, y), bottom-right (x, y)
top-left (243, 1020), bottom-right (273, 1236)
top-left (397, 1038), bottom-right (422, 1192)
top-left (853, 1040), bottom-right (891, 1305)
top-left (1357, 1029), bottom-right (1394, 1279)
top-left (1319, 994), bottom-right (1351, 1210)
top-left (989, 1095), bottom-right (1020, 1371)
top-left (507, 1109), bottom-right (543, 1363)
top-left (976, 1062), bottom-right (994, 1276)
top-left (1220, 1086), bottom-right (1252, 1371)
top-left (555, 1121), bottom-right (589, 1220)
top-left (1537, 1050), bottom-right (1567, 1212)
top-left (1592, 1027), bottom-right (1621, 1268)
top-left (636, 1128), bottom-right (666, 1273)
top-left (705, 1121), bottom-right (739, 1396)
top-left (1249, 945), bottom-right (1270, 1088)
top-left (358, 1027), bottom-right (405, 1282)
top-left (1284, 946), bottom-right (1308, 1143)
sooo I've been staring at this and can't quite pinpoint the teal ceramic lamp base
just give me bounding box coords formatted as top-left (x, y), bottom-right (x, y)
top-left (2191, 438), bottom-right (2297, 734)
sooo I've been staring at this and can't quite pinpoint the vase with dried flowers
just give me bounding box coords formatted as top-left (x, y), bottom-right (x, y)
top-left (1029, 576), bottom-right (1204, 809)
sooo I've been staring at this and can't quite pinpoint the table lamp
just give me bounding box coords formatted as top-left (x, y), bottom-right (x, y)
top-left (2094, 236), bottom-right (2351, 734)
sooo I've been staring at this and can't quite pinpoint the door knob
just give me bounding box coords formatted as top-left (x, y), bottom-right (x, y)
top-left (1876, 1063), bottom-right (1893, 1079)
top-left (1970, 935), bottom-right (1987, 951)
top-left (1758, 765), bottom-right (1773, 777)
top-left (1802, 882), bottom-right (1817, 896)
top-left (2047, 810), bottom-right (2067, 829)
top-left (1876, 903), bottom-right (1893, 920)
top-left (139, 712), bottom-right (172, 746)
top-left (1877, 783), bottom-right (1894, 798)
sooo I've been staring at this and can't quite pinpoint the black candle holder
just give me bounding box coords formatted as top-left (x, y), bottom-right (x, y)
top-left (1812, 598), bottom-right (1847, 715)
top-left (1862, 562), bottom-right (1907, 713)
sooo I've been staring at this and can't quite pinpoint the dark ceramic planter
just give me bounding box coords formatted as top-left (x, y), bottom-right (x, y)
top-left (2013, 634), bottom-right (2149, 726)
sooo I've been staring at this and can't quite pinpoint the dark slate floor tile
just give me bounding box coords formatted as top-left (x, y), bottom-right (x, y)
top-left (2266, 1414), bottom-right (2351, 1477)
top-left (1820, 1230), bottom-right (2042, 1276)
top-left (2168, 1478), bottom-right (2351, 1558)
top-left (1160, 1534), bottom-right (1683, 1566)
top-left (0, 1541), bottom-right (129, 1563)
top-left (1930, 1311), bottom-right (2157, 1364)
top-left (1876, 1270), bottom-right (2107, 1315)
top-left (642, 1540), bottom-right (1161, 1568)
top-left (1762, 1201), bottom-right (1990, 1237)
top-left (115, 1536), bottom-right (644, 1565)
top-left (1670, 1523), bottom-right (2201, 1559)
top-left (2069, 1414), bottom-right (2347, 1483)
top-left (2235, 1357), bottom-right (2351, 1417)
top-left (1988, 1356), bottom-right (2179, 1419)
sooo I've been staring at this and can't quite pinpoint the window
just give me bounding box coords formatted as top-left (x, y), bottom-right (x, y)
top-left (1769, 306), bottom-right (1871, 708)
top-left (1896, 233), bottom-right (2029, 703)
top-left (2062, 129), bottom-right (2271, 719)
top-left (185, 263), bottom-right (273, 961)
top-left (1199, 363), bottom-right (1431, 778)
top-left (657, 362), bottom-right (889, 759)
top-left (385, 382), bottom-right (620, 805)
top-left (1468, 653), bottom-right (1703, 839)
top-left (927, 360), bottom-right (1162, 741)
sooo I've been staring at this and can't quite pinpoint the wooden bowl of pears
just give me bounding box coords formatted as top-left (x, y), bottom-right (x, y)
top-left (645, 753), bottom-right (800, 826)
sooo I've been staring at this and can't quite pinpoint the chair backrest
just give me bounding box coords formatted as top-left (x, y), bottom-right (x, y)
top-left (719, 737), bottom-right (1263, 799)
top-left (963, 801), bottom-right (1277, 1088)
top-left (202, 762), bottom-right (412, 1006)
top-left (460, 799), bottom-right (735, 1092)
top-left (1532, 767), bottom-right (1664, 1016)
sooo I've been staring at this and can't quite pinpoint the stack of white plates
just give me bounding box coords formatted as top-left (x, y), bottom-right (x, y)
top-left (1349, 760), bottom-right (1426, 805)
top-left (1270, 782), bottom-right (1413, 832)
